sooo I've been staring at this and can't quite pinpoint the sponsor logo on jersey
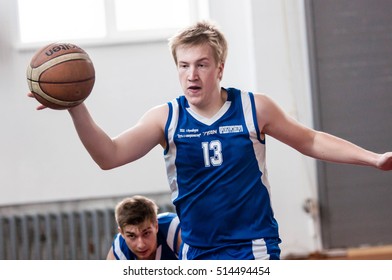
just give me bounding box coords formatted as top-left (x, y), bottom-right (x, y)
top-left (177, 128), bottom-right (201, 138)
top-left (219, 125), bottom-right (243, 134)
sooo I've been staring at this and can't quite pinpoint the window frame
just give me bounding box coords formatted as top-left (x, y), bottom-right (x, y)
top-left (16, 0), bottom-right (209, 51)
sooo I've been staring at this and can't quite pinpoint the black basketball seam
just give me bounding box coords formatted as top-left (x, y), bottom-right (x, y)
top-left (27, 77), bottom-right (95, 84)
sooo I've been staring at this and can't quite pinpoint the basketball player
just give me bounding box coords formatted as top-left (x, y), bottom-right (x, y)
top-left (106, 195), bottom-right (181, 260)
top-left (29, 21), bottom-right (392, 259)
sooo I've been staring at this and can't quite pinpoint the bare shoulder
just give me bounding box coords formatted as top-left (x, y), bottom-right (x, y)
top-left (138, 103), bottom-right (170, 128)
top-left (134, 103), bottom-right (170, 148)
top-left (143, 103), bottom-right (169, 118)
top-left (106, 247), bottom-right (116, 260)
top-left (252, 92), bottom-right (278, 108)
top-left (251, 92), bottom-right (285, 132)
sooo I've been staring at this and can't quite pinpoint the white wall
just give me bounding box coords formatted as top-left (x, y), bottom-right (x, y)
top-left (251, 0), bottom-right (321, 255)
top-left (0, 0), bottom-right (320, 256)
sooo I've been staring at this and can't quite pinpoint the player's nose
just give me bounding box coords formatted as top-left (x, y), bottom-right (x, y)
top-left (187, 66), bottom-right (199, 81)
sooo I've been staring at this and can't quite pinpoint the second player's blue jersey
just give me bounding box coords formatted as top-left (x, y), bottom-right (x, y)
top-left (164, 87), bottom-right (279, 248)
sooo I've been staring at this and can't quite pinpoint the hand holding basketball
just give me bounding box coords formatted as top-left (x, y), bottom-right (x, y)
top-left (26, 43), bottom-right (95, 110)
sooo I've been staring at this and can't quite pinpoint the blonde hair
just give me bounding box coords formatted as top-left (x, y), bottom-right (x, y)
top-left (168, 20), bottom-right (228, 65)
top-left (115, 195), bottom-right (158, 231)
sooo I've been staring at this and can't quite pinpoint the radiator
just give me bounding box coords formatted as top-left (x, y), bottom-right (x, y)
top-left (0, 208), bottom-right (117, 260)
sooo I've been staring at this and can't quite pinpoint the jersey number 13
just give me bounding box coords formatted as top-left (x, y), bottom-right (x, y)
top-left (202, 140), bottom-right (223, 167)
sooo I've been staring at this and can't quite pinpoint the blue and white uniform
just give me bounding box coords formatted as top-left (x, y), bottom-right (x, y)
top-left (111, 212), bottom-right (180, 260)
top-left (164, 88), bottom-right (280, 260)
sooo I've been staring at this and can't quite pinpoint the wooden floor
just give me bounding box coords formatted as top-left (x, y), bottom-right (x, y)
top-left (285, 245), bottom-right (392, 260)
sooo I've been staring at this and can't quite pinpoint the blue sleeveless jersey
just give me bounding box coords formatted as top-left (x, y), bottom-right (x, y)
top-left (164, 88), bottom-right (279, 248)
top-left (112, 212), bottom-right (180, 260)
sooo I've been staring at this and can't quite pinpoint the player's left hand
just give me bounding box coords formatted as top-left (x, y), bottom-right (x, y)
top-left (376, 152), bottom-right (392, 171)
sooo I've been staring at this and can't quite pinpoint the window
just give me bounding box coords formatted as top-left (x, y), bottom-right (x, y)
top-left (17, 0), bottom-right (208, 47)
top-left (115, 0), bottom-right (190, 31)
top-left (17, 0), bottom-right (106, 43)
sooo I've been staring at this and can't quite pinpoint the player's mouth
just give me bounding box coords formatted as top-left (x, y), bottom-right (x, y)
top-left (187, 86), bottom-right (201, 93)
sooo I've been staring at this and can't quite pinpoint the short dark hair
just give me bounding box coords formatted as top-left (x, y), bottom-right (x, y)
top-left (115, 195), bottom-right (158, 231)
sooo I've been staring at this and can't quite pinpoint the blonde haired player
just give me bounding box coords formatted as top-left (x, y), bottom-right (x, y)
top-left (29, 21), bottom-right (392, 259)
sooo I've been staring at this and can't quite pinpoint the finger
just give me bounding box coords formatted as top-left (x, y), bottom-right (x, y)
top-left (28, 92), bottom-right (47, 110)
top-left (36, 104), bottom-right (47, 110)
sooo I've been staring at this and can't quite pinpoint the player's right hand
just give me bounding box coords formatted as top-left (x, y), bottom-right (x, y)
top-left (27, 92), bottom-right (47, 110)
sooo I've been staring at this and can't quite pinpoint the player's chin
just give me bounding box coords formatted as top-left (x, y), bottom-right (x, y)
top-left (185, 92), bottom-right (204, 105)
top-left (136, 250), bottom-right (153, 260)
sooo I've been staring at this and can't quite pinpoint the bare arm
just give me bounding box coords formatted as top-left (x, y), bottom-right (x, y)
top-left (106, 247), bottom-right (116, 260)
top-left (255, 93), bottom-right (392, 170)
top-left (68, 103), bottom-right (168, 170)
top-left (176, 229), bottom-right (182, 256)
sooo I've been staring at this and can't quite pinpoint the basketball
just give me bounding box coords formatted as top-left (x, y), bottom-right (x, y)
top-left (26, 43), bottom-right (95, 109)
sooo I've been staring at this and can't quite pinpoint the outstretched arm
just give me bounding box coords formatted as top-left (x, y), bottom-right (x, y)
top-left (28, 92), bottom-right (168, 170)
top-left (67, 102), bottom-right (168, 170)
top-left (255, 93), bottom-right (392, 171)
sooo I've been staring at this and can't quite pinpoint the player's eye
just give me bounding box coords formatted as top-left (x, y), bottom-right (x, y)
top-left (127, 234), bottom-right (136, 240)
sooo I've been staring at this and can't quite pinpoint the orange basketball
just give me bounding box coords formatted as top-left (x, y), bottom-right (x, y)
top-left (26, 43), bottom-right (95, 109)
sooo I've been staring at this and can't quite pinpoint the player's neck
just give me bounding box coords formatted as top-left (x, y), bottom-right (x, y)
top-left (189, 88), bottom-right (227, 119)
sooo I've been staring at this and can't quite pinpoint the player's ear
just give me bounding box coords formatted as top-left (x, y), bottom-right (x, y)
top-left (218, 62), bottom-right (224, 80)
top-left (153, 219), bottom-right (159, 231)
